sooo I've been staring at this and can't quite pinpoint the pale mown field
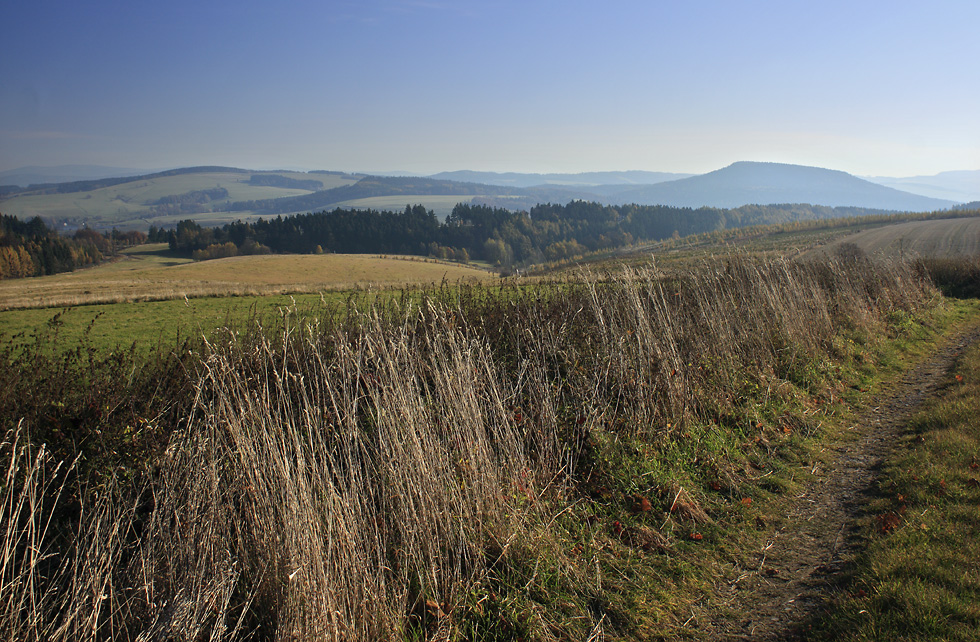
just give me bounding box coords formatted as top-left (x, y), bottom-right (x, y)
top-left (828, 216), bottom-right (980, 258)
top-left (0, 244), bottom-right (494, 310)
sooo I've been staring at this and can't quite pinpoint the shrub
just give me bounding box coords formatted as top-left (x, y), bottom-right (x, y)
top-left (919, 257), bottom-right (980, 299)
top-left (192, 241), bottom-right (239, 261)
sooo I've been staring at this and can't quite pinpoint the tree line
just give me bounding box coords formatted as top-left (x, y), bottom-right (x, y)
top-left (0, 214), bottom-right (144, 280)
top-left (166, 200), bottom-right (892, 267)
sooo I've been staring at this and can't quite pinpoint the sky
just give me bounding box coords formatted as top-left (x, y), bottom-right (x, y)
top-left (1, 0), bottom-right (978, 177)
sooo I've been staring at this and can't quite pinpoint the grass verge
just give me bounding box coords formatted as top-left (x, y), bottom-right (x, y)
top-left (455, 299), bottom-right (980, 641)
top-left (803, 325), bottom-right (980, 641)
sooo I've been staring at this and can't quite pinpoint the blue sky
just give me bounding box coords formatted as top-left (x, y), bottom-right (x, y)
top-left (1, 0), bottom-right (977, 176)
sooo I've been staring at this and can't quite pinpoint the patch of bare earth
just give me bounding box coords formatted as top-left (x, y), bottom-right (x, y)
top-left (694, 324), bottom-right (980, 641)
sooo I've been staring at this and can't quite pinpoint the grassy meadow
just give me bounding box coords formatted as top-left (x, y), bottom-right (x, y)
top-left (0, 294), bottom-right (347, 354)
top-left (0, 243), bottom-right (493, 310)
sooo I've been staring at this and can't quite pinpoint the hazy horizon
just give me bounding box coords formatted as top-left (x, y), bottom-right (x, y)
top-left (2, 0), bottom-right (978, 178)
top-left (3, 162), bottom-right (978, 183)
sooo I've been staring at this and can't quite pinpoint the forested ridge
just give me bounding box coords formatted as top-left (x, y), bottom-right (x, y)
top-left (166, 200), bottom-right (900, 265)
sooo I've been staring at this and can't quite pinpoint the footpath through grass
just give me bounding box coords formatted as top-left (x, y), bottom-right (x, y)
top-left (457, 299), bottom-right (980, 641)
top-left (806, 328), bottom-right (980, 641)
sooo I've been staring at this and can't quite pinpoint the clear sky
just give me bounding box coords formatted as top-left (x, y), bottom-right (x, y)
top-left (1, 0), bottom-right (977, 176)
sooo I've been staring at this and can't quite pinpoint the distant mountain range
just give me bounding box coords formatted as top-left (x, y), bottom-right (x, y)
top-left (0, 161), bottom-right (970, 231)
top-left (862, 170), bottom-right (980, 203)
top-left (422, 163), bottom-right (957, 211)
top-left (590, 162), bottom-right (956, 211)
top-left (427, 170), bottom-right (693, 188)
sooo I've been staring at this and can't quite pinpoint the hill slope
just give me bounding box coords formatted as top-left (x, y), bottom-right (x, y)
top-left (223, 176), bottom-right (597, 216)
top-left (863, 170), bottom-right (980, 203)
top-left (0, 168), bottom-right (359, 229)
top-left (824, 217), bottom-right (980, 259)
top-left (603, 162), bottom-right (956, 211)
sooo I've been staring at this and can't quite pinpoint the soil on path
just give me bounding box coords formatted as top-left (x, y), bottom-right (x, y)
top-left (695, 323), bottom-right (980, 641)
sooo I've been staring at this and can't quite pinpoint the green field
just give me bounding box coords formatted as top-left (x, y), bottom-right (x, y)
top-left (0, 170), bottom-right (357, 229)
top-left (0, 292), bottom-right (347, 353)
top-left (0, 242), bottom-right (496, 349)
top-left (0, 247), bottom-right (495, 350)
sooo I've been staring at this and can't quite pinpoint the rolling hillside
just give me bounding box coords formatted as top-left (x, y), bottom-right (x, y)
top-left (0, 162), bottom-right (963, 231)
top-left (863, 169), bottom-right (980, 203)
top-left (0, 168), bottom-right (361, 230)
top-left (825, 216), bottom-right (980, 259)
top-left (0, 170), bottom-right (594, 228)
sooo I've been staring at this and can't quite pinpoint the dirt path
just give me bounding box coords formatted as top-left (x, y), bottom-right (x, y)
top-left (696, 323), bottom-right (980, 641)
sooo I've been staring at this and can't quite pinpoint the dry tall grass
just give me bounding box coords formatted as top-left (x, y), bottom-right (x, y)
top-left (0, 253), bottom-right (938, 640)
